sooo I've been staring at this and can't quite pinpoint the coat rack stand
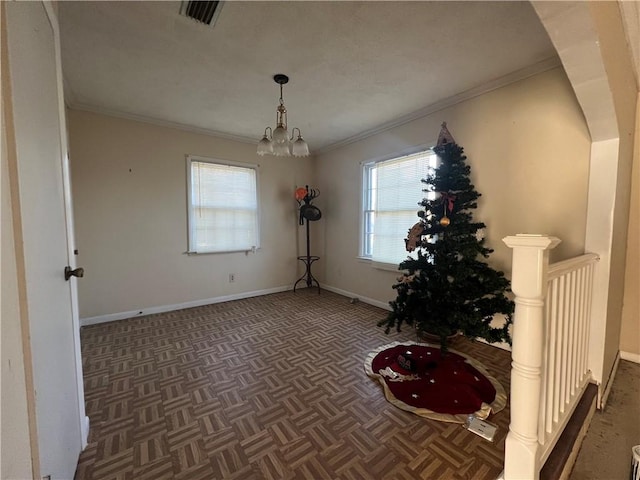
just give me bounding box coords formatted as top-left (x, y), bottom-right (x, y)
top-left (293, 185), bottom-right (321, 294)
top-left (294, 218), bottom-right (320, 293)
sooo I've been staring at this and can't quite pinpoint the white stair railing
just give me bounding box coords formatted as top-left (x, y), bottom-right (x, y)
top-left (502, 235), bottom-right (598, 479)
top-left (538, 253), bottom-right (598, 464)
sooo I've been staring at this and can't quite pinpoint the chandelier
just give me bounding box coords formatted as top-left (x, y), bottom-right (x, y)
top-left (257, 74), bottom-right (309, 157)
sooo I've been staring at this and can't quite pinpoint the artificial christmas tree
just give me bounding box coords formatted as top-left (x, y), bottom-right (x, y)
top-left (379, 123), bottom-right (514, 352)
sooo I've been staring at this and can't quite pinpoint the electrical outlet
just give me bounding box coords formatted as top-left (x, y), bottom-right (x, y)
top-left (229, 273), bottom-right (235, 283)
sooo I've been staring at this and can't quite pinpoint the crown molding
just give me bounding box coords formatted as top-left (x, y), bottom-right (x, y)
top-left (66, 56), bottom-right (561, 154)
top-left (65, 102), bottom-right (258, 146)
top-left (316, 56), bottom-right (562, 155)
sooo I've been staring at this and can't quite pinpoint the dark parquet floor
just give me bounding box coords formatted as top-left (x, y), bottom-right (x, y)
top-left (75, 289), bottom-right (512, 480)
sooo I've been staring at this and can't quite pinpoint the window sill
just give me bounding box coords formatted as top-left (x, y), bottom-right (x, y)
top-left (356, 256), bottom-right (403, 273)
top-left (185, 247), bottom-right (259, 256)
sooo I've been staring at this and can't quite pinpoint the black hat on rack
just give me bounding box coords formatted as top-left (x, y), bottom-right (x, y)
top-left (300, 204), bottom-right (322, 222)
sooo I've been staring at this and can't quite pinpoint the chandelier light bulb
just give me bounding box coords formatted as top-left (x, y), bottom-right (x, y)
top-left (273, 140), bottom-right (291, 156)
top-left (272, 125), bottom-right (289, 144)
top-left (291, 128), bottom-right (309, 157)
top-left (257, 128), bottom-right (273, 156)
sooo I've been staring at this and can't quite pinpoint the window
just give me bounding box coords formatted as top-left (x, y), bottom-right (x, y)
top-left (361, 150), bottom-right (437, 265)
top-left (187, 156), bottom-right (259, 254)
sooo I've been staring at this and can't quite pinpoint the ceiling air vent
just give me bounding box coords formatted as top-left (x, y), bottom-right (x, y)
top-left (180, 1), bottom-right (224, 27)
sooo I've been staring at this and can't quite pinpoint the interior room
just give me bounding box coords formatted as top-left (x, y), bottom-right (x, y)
top-left (2, 1), bottom-right (638, 479)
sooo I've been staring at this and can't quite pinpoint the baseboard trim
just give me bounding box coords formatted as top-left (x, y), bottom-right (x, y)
top-left (620, 350), bottom-right (640, 364)
top-left (599, 351), bottom-right (620, 409)
top-left (474, 337), bottom-right (512, 352)
top-left (320, 285), bottom-right (392, 311)
top-left (80, 285), bottom-right (292, 326)
top-left (321, 284), bottom-right (512, 352)
top-left (81, 415), bottom-right (90, 449)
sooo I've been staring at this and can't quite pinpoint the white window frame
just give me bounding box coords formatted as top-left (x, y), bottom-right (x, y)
top-left (186, 155), bottom-right (260, 254)
top-left (360, 148), bottom-right (438, 268)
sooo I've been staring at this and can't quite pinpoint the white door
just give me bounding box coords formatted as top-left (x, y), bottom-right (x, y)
top-left (6, 2), bottom-right (87, 478)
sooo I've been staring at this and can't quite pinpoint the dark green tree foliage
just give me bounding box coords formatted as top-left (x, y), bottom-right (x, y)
top-left (379, 124), bottom-right (514, 352)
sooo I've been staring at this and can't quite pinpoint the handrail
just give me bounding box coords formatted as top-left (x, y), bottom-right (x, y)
top-left (547, 253), bottom-right (599, 281)
top-left (537, 253), bottom-right (597, 464)
top-left (502, 235), bottom-right (599, 479)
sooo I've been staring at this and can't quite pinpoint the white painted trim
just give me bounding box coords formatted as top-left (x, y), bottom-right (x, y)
top-left (585, 139), bottom-right (620, 387)
top-left (532, 0), bottom-right (621, 418)
top-left (532, 3), bottom-right (619, 142)
top-left (323, 285), bottom-right (513, 352)
top-left (80, 416), bottom-right (90, 449)
top-left (321, 285), bottom-right (392, 311)
top-left (80, 285), bottom-right (291, 326)
top-left (599, 351), bottom-right (620, 409)
top-left (317, 56), bottom-right (561, 154)
top-left (502, 234), bottom-right (560, 479)
top-left (67, 56), bottom-right (561, 156)
top-left (370, 261), bottom-right (404, 273)
top-left (547, 253), bottom-right (599, 280)
top-left (475, 338), bottom-right (512, 353)
top-left (620, 351), bottom-right (640, 364)
top-left (42, 0), bottom-right (88, 456)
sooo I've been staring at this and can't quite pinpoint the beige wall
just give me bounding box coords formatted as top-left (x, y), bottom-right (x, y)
top-left (68, 110), bottom-right (314, 319)
top-left (1, 4), bottom-right (35, 477)
top-left (1, 78), bottom-right (34, 480)
top-left (316, 67), bottom-right (591, 305)
top-left (620, 97), bottom-right (640, 357)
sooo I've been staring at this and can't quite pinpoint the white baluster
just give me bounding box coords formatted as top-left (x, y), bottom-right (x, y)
top-left (502, 234), bottom-right (561, 480)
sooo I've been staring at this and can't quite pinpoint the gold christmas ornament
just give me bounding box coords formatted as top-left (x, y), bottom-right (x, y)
top-left (439, 197), bottom-right (452, 227)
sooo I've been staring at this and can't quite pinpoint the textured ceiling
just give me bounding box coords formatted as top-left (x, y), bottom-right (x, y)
top-left (59, 1), bottom-right (558, 152)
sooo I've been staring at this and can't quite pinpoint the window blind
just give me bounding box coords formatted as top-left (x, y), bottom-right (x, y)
top-left (368, 151), bottom-right (435, 265)
top-left (188, 158), bottom-right (258, 253)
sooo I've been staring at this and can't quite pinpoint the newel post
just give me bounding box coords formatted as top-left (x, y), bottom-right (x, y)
top-left (502, 234), bottom-right (561, 480)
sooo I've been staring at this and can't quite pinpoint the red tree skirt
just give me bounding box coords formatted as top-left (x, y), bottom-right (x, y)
top-left (364, 342), bottom-right (507, 423)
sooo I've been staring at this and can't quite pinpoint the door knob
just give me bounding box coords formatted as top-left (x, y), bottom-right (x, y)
top-left (64, 266), bottom-right (84, 281)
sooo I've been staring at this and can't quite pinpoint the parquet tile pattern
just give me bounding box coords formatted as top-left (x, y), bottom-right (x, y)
top-left (76, 289), bottom-right (512, 480)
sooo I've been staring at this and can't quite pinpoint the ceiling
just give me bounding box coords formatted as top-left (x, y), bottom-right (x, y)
top-left (59, 1), bottom-right (559, 152)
